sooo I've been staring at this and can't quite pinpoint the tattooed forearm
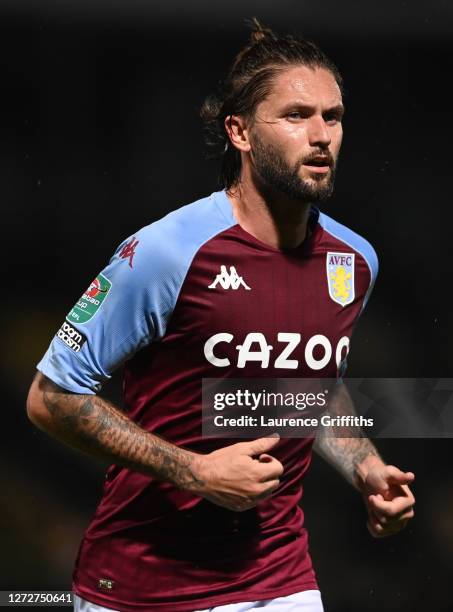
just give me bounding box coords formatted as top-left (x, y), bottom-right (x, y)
top-left (39, 377), bottom-right (204, 490)
top-left (313, 382), bottom-right (382, 487)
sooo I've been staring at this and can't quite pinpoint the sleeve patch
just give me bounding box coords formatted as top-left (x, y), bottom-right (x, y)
top-left (56, 321), bottom-right (87, 353)
top-left (67, 273), bottom-right (112, 325)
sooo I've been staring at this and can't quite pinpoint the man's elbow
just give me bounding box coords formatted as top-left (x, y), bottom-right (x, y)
top-left (26, 372), bottom-right (53, 432)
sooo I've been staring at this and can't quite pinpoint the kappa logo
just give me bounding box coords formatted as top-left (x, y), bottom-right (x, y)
top-left (119, 236), bottom-right (139, 268)
top-left (208, 265), bottom-right (251, 291)
top-left (326, 252), bottom-right (355, 306)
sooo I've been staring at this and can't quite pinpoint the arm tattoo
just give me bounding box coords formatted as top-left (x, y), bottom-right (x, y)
top-left (313, 382), bottom-right (381, 486)
top-left (41, 378), bottom-right (204, 490)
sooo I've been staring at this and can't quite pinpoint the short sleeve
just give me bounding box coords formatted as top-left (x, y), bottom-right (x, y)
top-left (37, 231), bottom-right (177, 394)
top-left (36, 191), bottom-right (237, 394)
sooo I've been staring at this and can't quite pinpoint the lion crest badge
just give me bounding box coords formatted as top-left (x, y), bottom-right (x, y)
top-left (326, 252), bottom-right (355, 306)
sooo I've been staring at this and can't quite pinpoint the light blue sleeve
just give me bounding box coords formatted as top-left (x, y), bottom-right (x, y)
top-left (36, 192), bottom-right (235, 394)
top-left (37, 228), bottom-right (177, 394)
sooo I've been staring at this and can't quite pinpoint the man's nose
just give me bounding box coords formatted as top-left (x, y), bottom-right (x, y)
top-left (307, 116), bottom-right (331, 147)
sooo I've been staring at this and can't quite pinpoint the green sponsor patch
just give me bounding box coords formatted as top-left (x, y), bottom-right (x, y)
top-left (67, 273), bottom-right (112, 325)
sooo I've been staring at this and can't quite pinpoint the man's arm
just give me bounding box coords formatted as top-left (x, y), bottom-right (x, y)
top-left (27, 372), bottom-right (283, 512)
top-left (314, 381), bottom-right (415, 537)
top-left (28, 371), bottom-right (206, 487)
top-left (313, 381), bottom-right (382, 488)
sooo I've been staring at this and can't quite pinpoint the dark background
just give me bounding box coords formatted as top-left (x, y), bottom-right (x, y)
top-left (1, 0), bottom-right (452, 610)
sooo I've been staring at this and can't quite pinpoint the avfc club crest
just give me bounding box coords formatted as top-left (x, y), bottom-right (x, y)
top-left (326, 252), bottom-right (355, 306)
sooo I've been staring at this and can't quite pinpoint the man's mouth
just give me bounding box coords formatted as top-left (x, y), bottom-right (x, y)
top-left (302, 156), bottom-right (332, 174)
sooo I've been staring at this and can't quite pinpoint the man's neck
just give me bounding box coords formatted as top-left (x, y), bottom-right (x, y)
top-left (225, 174), bottom-right (312, 250)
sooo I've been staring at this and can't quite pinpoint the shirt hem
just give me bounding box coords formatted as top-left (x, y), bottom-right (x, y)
top-left (73, 580), bottom-right (319, 612)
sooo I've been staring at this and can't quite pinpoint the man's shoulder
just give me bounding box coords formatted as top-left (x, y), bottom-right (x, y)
top-left (131, 191), bottom-right (232, 251)
top-left (317, 210), bottom-right (378, 277)
top-left (112, 190), bottom-right (234, 273)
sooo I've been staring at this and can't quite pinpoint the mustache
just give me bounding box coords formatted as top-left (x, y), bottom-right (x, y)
top-left (300, 150), bottom-right (335, 167)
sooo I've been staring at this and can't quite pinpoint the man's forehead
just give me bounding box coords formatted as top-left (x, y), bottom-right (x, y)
top-left (266, 65), bottom-right (342, 106)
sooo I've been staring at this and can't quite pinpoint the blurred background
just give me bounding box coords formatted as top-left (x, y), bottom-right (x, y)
top-left (0, 0), bottom-right (452, 610)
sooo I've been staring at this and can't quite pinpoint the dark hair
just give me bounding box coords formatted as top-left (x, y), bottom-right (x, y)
top-left (200, 18), bottom-right (344, 190)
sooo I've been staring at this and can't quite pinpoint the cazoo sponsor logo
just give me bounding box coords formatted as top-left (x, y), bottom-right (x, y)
top-left (204, 332), bottom-right (350, 371)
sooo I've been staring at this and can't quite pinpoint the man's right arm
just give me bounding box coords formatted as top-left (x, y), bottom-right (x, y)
top-left (27, 372), bottom-right (283, 512)
top-left (27, 371), bottom-right (205, 488)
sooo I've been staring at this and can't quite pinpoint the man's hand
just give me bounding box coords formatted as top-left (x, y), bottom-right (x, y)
top-left (356, 456), bottom-right (415, 537)
top-left (27, 374), bottom-right (282, 507)
top-left (191, 435), bottom-right (283, 512)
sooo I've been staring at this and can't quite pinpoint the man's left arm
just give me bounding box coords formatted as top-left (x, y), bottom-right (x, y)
top-left (313, 381), bottom-right (415, 537)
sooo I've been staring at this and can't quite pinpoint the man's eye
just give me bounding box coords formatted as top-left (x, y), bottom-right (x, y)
top-left (287, 112), bottom-right (303, 120)
top-left (325, 115), bottom-right (342, 125)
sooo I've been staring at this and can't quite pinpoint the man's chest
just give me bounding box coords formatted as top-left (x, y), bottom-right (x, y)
top-left (161, 239), bottom-right (367, 377)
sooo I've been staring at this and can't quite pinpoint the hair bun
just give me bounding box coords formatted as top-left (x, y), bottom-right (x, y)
top-left (248, 17), bottom-right (276, 44)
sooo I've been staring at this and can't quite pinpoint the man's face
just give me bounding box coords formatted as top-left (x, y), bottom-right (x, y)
top-left (248, 65), bottom-right (344, 202)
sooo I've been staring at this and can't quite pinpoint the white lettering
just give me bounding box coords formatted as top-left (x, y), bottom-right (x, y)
top-left (274, 332), bottom-right (300, 369)
top-left (82, 295), bottom-right (100, 306)
top-left (305, 334), bottom-right (332, 370)
top-left (62, 322), bottom-right (81, 342)
top-left (57, 329), bottom-right (81, 352)
top-left (335, 336), bottom-right (350, 369)
top-left (204, 333), bottom-right (233, 367)
top-left (236, 333), bottom-right (273, 368)
top-left (204, 332), bottom-right (350, 371)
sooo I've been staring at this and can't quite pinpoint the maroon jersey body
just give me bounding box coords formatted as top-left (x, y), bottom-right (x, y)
top-left (38, 190), bottom-right (377, 611)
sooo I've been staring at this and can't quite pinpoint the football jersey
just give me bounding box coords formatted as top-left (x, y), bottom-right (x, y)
top-left (37, 189), bottom-right (378, 612)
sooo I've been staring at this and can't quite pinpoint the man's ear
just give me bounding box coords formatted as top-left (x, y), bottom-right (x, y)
top-left (224, 115), bottom-right (251, 153)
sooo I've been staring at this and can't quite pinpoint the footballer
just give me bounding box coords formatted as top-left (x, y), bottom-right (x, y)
top-left (27, 19), bottom-right (415, 612)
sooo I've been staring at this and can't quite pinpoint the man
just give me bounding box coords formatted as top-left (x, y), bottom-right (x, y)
top-left (27, 19), bottom-right (415, 612)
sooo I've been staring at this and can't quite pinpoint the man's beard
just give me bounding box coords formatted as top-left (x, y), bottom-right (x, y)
top-left (250, 135), bottom-right (337, 202)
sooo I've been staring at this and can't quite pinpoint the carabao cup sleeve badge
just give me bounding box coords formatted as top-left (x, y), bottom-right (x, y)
top-left (326, 252), bottom-right (355, 306)
top-left (66, 273), bottom-right (112, 324)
